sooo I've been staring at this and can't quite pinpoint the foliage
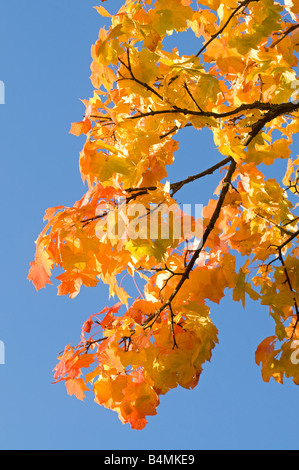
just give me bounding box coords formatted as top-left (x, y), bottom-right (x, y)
top-left (29, 0), bottom-right (299, 429)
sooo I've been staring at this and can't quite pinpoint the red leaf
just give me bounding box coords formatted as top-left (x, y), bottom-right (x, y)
top-left (70, 119), bottom-right (92, 136)
top-left (27, 260), bottom-right (52, 291)
top-left (65, 378), bottom-right (89, 401)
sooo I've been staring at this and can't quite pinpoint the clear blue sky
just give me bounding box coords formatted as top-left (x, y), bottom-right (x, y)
top-left (0, 0), bottom-right (298, 450)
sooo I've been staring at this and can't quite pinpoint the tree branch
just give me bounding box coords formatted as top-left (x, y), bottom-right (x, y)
top-left (195, 0), bottom-right (260, 57)
top-left (269, 23), bottom-right (299, 49)
top-left (118, 49), bottom-right (163, 101)
top-left (125, 156), bottom-right (233, 197)
top-left (279, 229), bottom-right (299, 251)
top-left (127, 100), bottom-right (273, 121)
top-left (170, 156), bottom-right (233, 196)
top-left (127, 101), bottom-right (299, 126)
top-left (277, 248), bottom-right (299, 339)
top-left (143, 157), bottom-right (237, 328)
top-left (242, 101), bottom-right (299, 146)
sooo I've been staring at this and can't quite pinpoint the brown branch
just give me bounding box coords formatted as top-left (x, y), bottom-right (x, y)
top-left (80, 211), bottom-right (109, 227)
top-left (85, 337), bottom-right (108, 352)
top-left (283, 216), bottom-right (299, 227)
top-left (125, 156), bottom-right (233, 197)
top-left (277, 249), bottom-right (299, 339)
top-left (242, 101), bottom-right (299, 146)
top-left (269, 23), bottom-right (299, 49)
top-left (279, 229), bottom-right (299, 251)
top-left (258, 74), bottom-right (264, 102)
top-left (127, 101), bottom-right (299, 127)
top-left (127, 100), bottom-right (275, 121)
top-left (195, 0), bottom-right (260, 57)
top-left (159, 267), bottom-right (185, 296)
top-left (169, 302), bottom-right (178, 349)
top-left (118, 49), bottom-right (163, 101)
top-left (125, 186), bottom-right (156, 194)
top-left (267, 228), bottom-right (299, 337)
top-left (171, 156), bottom-right (233, 196)
top-left (143, 157), bottom-right (237, 329)
top-left (246, 208), bottom-right (294, 237)
top-left (184, 82), bottom-right (203, 112)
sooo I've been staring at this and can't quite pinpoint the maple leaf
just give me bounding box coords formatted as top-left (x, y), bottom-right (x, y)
top-left (30, 0), bottom-right (299, 428)
top-left (70, 119), bottom-right (92, 136)
top-left (65, 378), bottom-right (89, 401)
top-left (28, 260), bottom-right (52, 291)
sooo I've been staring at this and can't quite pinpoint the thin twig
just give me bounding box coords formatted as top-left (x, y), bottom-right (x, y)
top-left (118, 50), bottom-right (163, 101)
top-left (124, 156), bottom-right (233, 198)
top-left (128, 101), bottom-right (299, 126)
top-left (171, 156), bottom-right (234, 196)
top-left (277, 248), bottom-right (299, 339)
top-left (143, 157), bottom-right (237, 329)
top-left (269, 23), bottom-right (299, 49)
top-left (184, 82), bottom-right (203, 112)
top-left (169, 302), bottom-right (178, 349)
top-left (195, 0), bottom-right (260, 57)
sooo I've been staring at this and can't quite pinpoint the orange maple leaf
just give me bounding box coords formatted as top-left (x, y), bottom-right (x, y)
top-left (70, 119), bottom-right (92, 136)
top-left (65, 378), bottom-right (89, 401)
top-left (27, 260), bottom-right (52, 291)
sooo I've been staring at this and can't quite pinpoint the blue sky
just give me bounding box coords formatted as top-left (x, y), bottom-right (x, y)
top-left (0, 0), bottom-right (298, 450)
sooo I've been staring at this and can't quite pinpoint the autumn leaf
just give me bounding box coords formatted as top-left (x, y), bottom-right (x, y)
top-left (30, 0), bottom-right (299, 428)
top-left (65, 378), bottom-right (89, 401)
top-left (70, 119), bottom-right (92, 136)
top-left (28, 260), bottom-right (52, 291)
top-left (94, 6), bottom-right (111, 18)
